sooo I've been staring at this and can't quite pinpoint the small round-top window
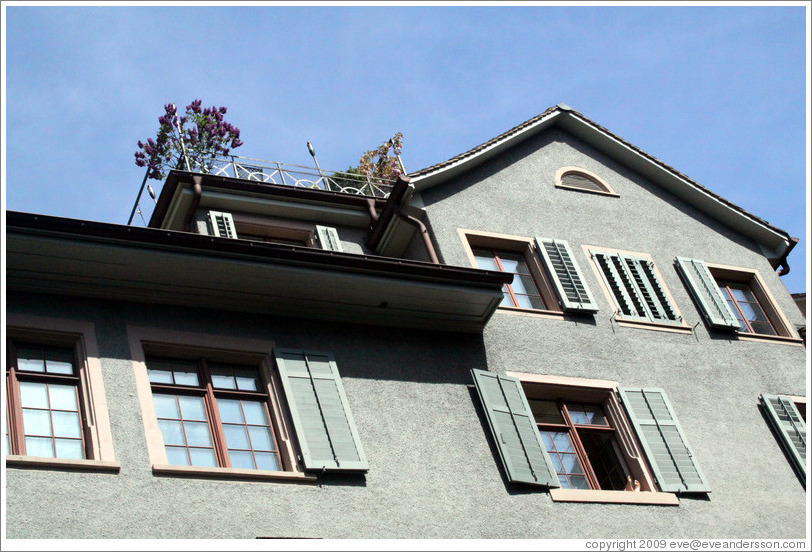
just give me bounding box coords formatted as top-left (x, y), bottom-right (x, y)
top-left (555, 167), bottom-right (617, 196)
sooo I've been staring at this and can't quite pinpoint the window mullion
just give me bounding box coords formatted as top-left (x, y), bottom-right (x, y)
top-left (561, 402), bottom-right (600, 490)
top-left (199, 358), bottom-right (230, 468)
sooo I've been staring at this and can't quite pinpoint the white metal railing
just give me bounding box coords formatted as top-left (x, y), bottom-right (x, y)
top-left (186, 155), bottom-right (394, 198)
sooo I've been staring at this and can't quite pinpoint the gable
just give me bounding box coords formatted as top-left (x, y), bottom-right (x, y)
top-left (409, 105), bottom-right (795, 264)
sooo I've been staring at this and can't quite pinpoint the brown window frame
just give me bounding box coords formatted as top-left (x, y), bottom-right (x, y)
top-left (534, 400), bottom-right (630, 491)
top-left (461, 230), bottom-right (562, 314)
top-left (6, 338), bottom-right (90, 459)
top-left (146, 354), bottom-right (286, 472)
top-left (707, 263), bottom-right (798, 340)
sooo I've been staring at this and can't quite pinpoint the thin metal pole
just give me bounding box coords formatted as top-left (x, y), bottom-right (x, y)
top-left (127, 166), bottom-right (151, 225)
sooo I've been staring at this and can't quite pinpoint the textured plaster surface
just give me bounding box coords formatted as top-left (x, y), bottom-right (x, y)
top-left (6, 127), bottom-right (807, 539)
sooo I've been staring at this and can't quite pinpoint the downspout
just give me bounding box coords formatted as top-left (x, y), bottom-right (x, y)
top-left (395, 208), bottom-right (439, 265)
top-left (183, 175), bottom-right (204, 232)
top-left (776, 237), bottom-right (799, 276)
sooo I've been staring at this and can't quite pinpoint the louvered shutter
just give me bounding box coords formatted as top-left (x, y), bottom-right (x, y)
top-left (316, 225), bottom-right (343, 252)
top-left (471, 369), bottom-right (559, 487)
top-left (535, 237), bottom-right (599, 313)
top-left (208, 211), bottom-right (238, 239)
top-left (619, 388), bottom-right (710, 493)
top-left (760, 394), bottom-right (806, 483)
top-left (592, 251), bottom-right (678, 323)
top-left (674, 257), bottom-right (739, 330)
top-left (274, 349), bottom-right (368, 472)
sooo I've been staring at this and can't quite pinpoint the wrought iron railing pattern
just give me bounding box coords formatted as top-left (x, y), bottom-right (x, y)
top-left (185, 155), bottom-right (394, 198)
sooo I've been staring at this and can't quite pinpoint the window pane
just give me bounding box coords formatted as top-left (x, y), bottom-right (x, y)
top-left (235, 376), bottom-right (258, 392)
top-left (188, 448), bottom-right (217, 467)
top-left (45, 349), bottom-right (75, 375)
top-left (562, 453), bottom-right (582, 473)
top-left (178, 395), bottom-right (207, 421)
top-left (210, 373), bottom-right (237, 390)
top-left (183, 422), bottom-right (213, 447)
top-left (19, 382), bottom-right (49, 409)
top-left (148, 369), bottom-right (174, 384)
top-left (153, 394), bottom-right (180, 419)
top-left (172, 370), bottom-right (199, 387)
top-left (552, 432), bottom-right (575, 452)
top-left (228, 450), bottom-right (256, 469)
top-left (248, 426), bottom-right (274, 451)
top-left (52, 411), bottom-right (82, 438)
top-left (54, 438), bottom-right (84, 459)
top-left (751, 320), bottom-right (777, 336)
top-left (25, 436), bottom-right (55, 457)
top-left (473, 252), bottom-right (498, 271)
top-left (530, 400), bottom-right (564, 424)
top-left (16, 350), bottom-right (46, 372)
top-left (48, 384), bottom-right (78, 411)
top-left (223, 425), bottom-right (250, 449)
top-left (22, 408), bottom-right (52, 437)
top-left (165, 446), bottom-right (190, 466)
top-left (569, 475), bottom-right (589, 489)
top-left (217, 399), bottom-right (245, 424)
top-left (255, 452), bottom-right (280, 472)
top-left (158, 420), bottom-right (185, 446)
top-left (241, 401), bottom-right (269, 426)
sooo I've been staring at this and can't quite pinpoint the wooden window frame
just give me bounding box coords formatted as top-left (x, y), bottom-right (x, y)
top-left (459, 229), bottom-right (562, 315)
top-left (584, 245), bottom-right (691, 333)
top-left (705, 263), bottom-right (800, 343)
top-left (5, 314), bottom-right (119, 472)
top-left (128, 325), bottom-right (315, 483)
top-left (555, 166), bottom-right (619, 197)
top-left (509, 372), bottom-right (679, 506)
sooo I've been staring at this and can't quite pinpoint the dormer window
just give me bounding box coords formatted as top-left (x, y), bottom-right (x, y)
top-left (555, 167), bottom-right (618, 197)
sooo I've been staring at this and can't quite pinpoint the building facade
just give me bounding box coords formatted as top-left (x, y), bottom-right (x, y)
top-left (5, 105), bottom-right (807, 540)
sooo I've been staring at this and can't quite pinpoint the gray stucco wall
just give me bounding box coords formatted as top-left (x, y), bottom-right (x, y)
top-left (5, 287), bottom-right (806, 539)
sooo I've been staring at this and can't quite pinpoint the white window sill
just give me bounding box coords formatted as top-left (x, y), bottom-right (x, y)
top-left (152, 463), bottom-right (318, 483)
top-left (550, 488), bottom-right (679, 506)
top-left (730, 332), bottom-right (804, 346)
top-left (6, 455), bottom-right (120, 472)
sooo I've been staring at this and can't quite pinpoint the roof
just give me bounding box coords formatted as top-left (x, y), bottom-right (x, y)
top-left (408, 104), bottom-right (797, 264)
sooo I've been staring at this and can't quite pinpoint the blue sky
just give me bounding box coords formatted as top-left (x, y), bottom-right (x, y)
top-left (3, 4), bottom-right (809, 293)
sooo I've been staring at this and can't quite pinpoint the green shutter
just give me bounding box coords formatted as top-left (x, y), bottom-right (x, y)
top-left (471, 369), bottom-right (559, 487)
top-left (275, 349), bottom-right (368, 472)
top-left (619, 388), bottom-right (710, 493)
top-left (208, 210), bottom-right (238, 239)
top-left (674, 257), bottom-right (739, 330)
top-left (593, 251), bottom-right (645, 319)
top-left (316, 225), bottom-right (343, 252)
top-left (535, 237), bottom-right (599, 314)
top-left (760, 394), bottom-right (806, 483)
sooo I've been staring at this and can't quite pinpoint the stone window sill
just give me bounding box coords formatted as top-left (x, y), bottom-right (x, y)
top-left (550, 488), bottom-right (679, 506)
top-left (6, 455), bottom-right (120, 472)
top-left (152, 463), bottom-right (318, 483)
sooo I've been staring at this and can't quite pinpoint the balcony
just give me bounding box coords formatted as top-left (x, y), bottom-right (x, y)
top-left (182, 154), bottom-right (395, 199)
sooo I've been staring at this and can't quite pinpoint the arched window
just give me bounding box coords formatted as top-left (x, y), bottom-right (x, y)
top-left (555, 167), bottom-right (617, 196)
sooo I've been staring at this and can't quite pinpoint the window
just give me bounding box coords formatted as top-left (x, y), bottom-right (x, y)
top-left (531, 400), bottom-right (630, 491)
top-left (471, 370), bottom-right (710, 504)
top-left (555, 167), bottom-right (617, 196)
top-left (6, 315), bottom-right (118, 470)
top-left (675, 257), bottom-right (799, 340)
top-left (760, 394), bottom-right (806, 484)
top-left (461, 230), bottom-right (598, 314)
top-left (129, 326), bottom-right (367, 480)
top-left (199, 210), bottom-right (340, 251)
top-left (147, 357), bottom-right (282, 470)
top-left (588, 247), bottom-right (684, 328)
top-left (473, 248), bottom-right (549, 309)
